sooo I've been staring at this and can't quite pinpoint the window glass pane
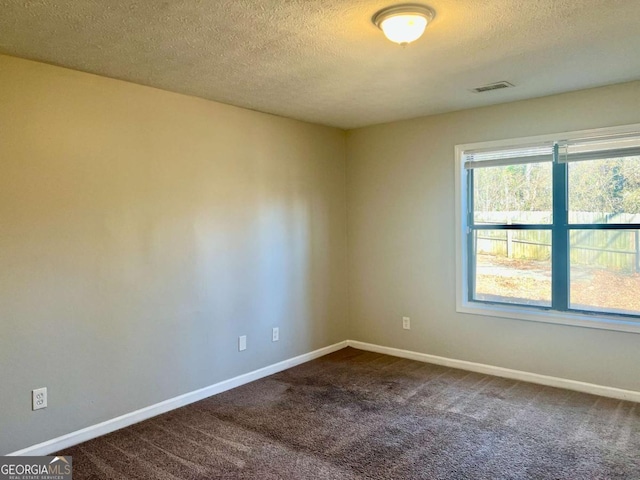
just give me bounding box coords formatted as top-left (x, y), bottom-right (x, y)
top-left (568, 156), bottom-right (640, 224)
top-left (474, 230), bottom-right (551, 306)
top-left (473, 162), bottom-right (552, 225)
top-left (570, 230), bottom-right (640, 315)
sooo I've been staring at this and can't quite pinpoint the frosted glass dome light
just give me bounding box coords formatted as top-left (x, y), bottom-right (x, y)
top-left (373, 4), bottom-right (435, 46)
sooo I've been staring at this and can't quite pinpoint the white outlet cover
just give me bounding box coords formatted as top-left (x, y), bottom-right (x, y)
top-left (272, 327), bottom-right (279, 342)
top-left (32, 387), bottom-right (47, 410)
top-left (238, 335), bottom-right (247, 351)
top-left (402, 317), bottom-right (411, 330)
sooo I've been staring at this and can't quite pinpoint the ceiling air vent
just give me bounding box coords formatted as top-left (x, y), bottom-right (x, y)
top-left (471, 81), bottom-right (514, 93)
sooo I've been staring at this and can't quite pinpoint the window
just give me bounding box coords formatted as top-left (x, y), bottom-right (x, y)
top-left (456, 124), bottom-right (640, 333)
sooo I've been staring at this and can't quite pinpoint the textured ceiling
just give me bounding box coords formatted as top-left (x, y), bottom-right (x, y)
top-left (0, 0), bottom-right (639, 128)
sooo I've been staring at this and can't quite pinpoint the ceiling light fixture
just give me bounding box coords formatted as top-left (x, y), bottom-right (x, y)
top-left (372, 4), bottom-right (435, 46)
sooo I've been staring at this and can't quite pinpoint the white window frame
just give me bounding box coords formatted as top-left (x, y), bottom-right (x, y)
top-left (455, 123), bottom-right (640, 335)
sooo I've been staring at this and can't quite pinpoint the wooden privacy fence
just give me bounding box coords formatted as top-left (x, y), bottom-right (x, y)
top-left (475, 212), bottom-right (640, 273)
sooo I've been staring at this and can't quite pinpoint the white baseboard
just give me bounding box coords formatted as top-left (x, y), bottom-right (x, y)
top-left (8, 341), bottom-right (348, 456)
top-left (347, 340), bottom-right (640, 403)
top-left (9, 338), bottom-right (639, 456)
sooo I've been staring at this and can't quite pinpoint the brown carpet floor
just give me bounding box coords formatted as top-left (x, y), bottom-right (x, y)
top-left (58, 347), bottom-right (640, 479)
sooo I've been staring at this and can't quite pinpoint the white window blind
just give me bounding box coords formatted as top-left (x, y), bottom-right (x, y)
top-left (463, 144), bottom-right (554, 169)
top-left (558, 133), bottom-right (640, 163)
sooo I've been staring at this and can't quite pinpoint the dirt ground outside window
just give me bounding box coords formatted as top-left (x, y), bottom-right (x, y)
top-left (475, 254), bottom-right (640, 315)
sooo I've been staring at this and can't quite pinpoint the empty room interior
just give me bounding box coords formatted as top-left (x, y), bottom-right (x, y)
top-left (2, 1), bottom-right (640, 478)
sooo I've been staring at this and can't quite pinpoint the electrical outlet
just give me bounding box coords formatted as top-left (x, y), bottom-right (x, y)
top-left (238, 335), bottom-right (247, 351)
top-left (402, 317), bottom-right (411, 330)
top-left (272, 327), bottom-right (279, 342)
top-left (32, 387), bottom-right (47, 411)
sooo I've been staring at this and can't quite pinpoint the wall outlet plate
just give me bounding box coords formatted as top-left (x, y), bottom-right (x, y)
top-left (402, 317), bottom-right (411, 330)
top-left (238, 335), bottom-right (247, 351)
top-left (272, 327), bottom-right (279, 342)
top-left (32, 387), bottom-right (47, 410)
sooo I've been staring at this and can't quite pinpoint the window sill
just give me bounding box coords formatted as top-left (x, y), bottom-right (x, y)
top-left (457, 301), bottom-right (640, 334)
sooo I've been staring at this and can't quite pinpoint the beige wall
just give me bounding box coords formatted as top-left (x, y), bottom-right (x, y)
top-left (347, 80), bottom-right (640, 392)
top-left (0, 54), bottom-right (348, 455)
top-left (2, 51), bottom-right (640, 456)
top-left (347, 82), bottom-right (640, 390)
